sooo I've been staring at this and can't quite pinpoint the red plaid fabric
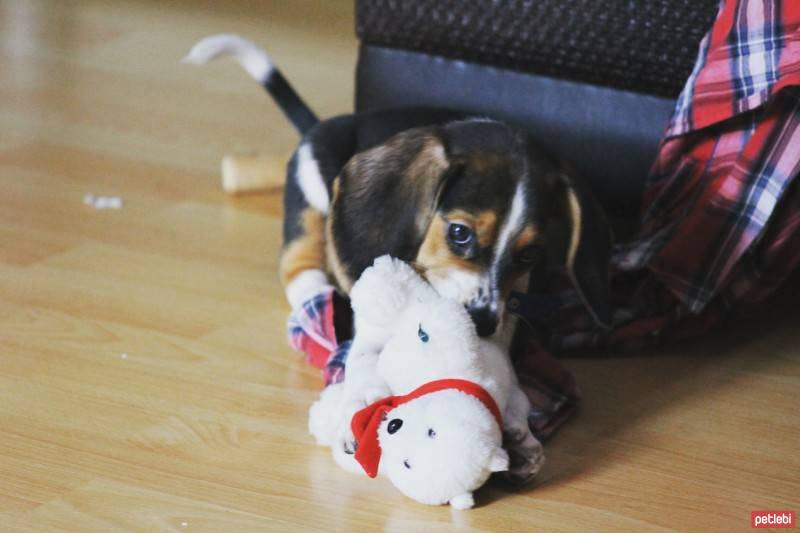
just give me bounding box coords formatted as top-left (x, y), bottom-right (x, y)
top-left (287, 288), bottom-right (337, 371)
top-left (287, 288), bottom-right (351, 385)
top-left (534, 0), bottom-right (800, 352)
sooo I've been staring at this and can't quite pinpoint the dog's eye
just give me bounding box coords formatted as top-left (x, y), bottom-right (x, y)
top-left (418, 325), bottom-right (429, 343)
top-left (516, 246), bottom-right (541, 264)
top-left (428, 428), bottom-right (436, 438)
top-left (403, 460), bottom-right (411, 469)
top-left (447, 223), bottom-right (474, 246)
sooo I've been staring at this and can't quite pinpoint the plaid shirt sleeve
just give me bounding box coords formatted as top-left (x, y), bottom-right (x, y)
top-left (641, 0), bottom-right (800, 311)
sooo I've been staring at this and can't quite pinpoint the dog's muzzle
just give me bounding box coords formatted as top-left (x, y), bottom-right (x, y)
top-left (467, 306), bottom-right (498, 337)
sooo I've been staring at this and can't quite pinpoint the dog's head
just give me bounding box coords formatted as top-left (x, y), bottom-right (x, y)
top-left (328, 119), bottom-right (612, 336)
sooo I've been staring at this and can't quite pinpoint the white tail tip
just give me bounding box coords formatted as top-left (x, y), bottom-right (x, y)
top-left (182, 33), bottom-right (273, 83)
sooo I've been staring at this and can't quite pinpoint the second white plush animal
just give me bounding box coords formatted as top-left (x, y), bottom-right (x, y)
top-left (309, 256), bottom-right (544, 509)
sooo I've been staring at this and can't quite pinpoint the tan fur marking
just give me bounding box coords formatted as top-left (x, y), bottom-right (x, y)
top-left (324, 177), bottom-right (354, 292)
top-left (408, 136), bottom-right (449, 182)
top-left (474, 211), bottom-right (498, 248)
top-left (566, 189), bottom-right (582, 270)
top-left (444, 209), bottom-right (499, 248)
top-left (409, 136), bottom-right (450, 234)
top-left (279, 208), bottom-right (326, 287)
top-left (467, 151), bottom-right (505, 174)
top-left (415, 215), bottom-right (482, 274)
top-left (500, 270), bottom-right (529, 304)
top-left (513, 224), bottom-right (540, 252)
top-left (502, 225), bottom-right (542, 302)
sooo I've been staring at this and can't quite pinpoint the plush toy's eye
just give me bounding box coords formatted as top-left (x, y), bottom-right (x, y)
top-left (417, 325), bottom-right (429, 343)
top-left (403, 460), bottom-right (411, 469)
top-left (428, 428), bottom-right (436, 438)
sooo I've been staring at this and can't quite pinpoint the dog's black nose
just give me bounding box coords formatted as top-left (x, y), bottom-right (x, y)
top-left (387, 418), bottom-right (403, 434)
top-left (468, 307), bottom-right (498, 337)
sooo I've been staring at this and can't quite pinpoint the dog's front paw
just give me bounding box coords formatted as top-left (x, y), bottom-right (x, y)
top-left (331, 422), bottom-right (366, 475)
top-left (334, 404), bottom-right (361, 457)
top-left (503, 428), bottom-right (545, 485)
top-left (329, 419), bottom-right (369, 475)
top-left (342, 435), bottom-right (357, 455)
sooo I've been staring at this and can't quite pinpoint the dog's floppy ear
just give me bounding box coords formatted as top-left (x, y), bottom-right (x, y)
top-left (328, 127), bottom-right (453, 285)
top-left (546, 169), bottom-right (614, 329)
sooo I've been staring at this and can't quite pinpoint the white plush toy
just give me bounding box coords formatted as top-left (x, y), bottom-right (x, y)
top-left (309, 255), bottom-right (544, 509)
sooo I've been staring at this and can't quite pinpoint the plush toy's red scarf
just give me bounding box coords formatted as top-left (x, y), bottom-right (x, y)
top-left (351, 379), bottom-right (503, 478)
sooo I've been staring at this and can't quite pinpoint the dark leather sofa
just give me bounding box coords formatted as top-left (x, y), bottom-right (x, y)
top-left (353, 0), bottom-right (719, 226)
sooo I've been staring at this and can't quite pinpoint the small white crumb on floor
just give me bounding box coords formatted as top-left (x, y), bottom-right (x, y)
top-left (120, 353), bottom-right (128, 360)
top-left (84, 194), bottom-right (123, 209)
top-left (181, 522), bottom-right (188, 527)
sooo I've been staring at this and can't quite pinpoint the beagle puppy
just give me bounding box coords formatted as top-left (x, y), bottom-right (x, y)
top-left (185, 35), bottom-right (613, 338)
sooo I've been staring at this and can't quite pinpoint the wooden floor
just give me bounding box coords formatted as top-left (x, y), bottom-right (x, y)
top-left (1, 0), bottom-right (798, 531)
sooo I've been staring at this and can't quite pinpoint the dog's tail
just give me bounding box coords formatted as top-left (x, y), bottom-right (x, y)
top-left (183, 34), bottom-right (319, 135)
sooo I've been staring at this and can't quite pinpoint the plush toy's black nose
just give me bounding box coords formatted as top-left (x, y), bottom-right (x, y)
top-left (387, 418), bottom-right (403, 434)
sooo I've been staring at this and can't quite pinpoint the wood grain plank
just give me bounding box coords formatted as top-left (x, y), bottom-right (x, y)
top-left (1, 0), bottom-right (797, 530)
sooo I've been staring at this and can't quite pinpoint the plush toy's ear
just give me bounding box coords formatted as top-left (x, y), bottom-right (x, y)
top-left (349, 256), bottom-right (409, 323)
top-left (549, 170), bottom-right (614, 329)
top-left (349, 255), bottom-right (435, 331)
top-left (449, 492), bottom-right (475, 510)
top-left (489, 447), bottom-right (510, 473)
